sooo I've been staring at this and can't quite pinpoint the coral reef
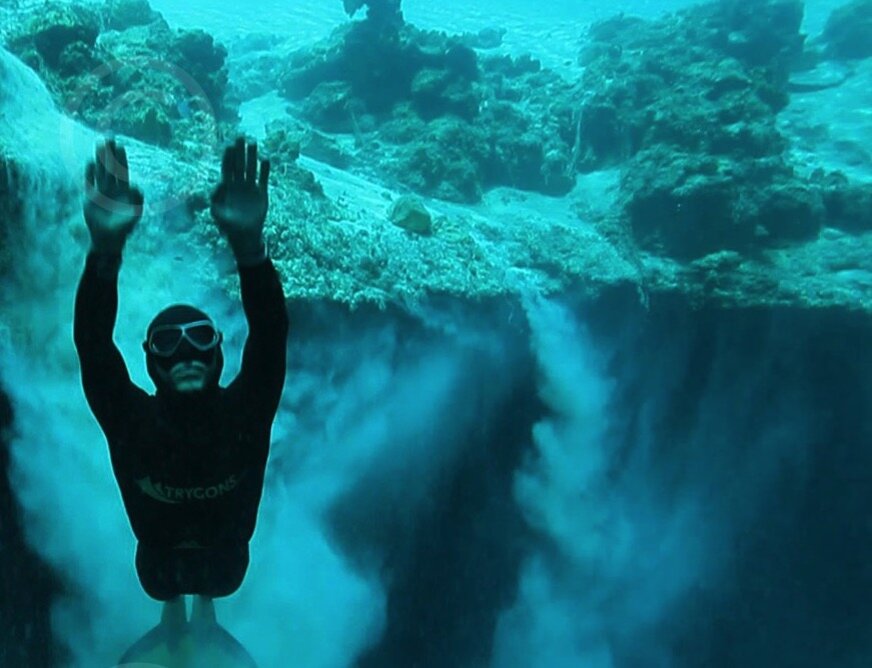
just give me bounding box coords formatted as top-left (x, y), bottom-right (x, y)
top-left (575, 2), bottom-right (800, 170)
top-left (1, 0), bottom-right (869, 312)
top-left (820, 0), bottom-right (872, 60)
top-left (261, 120), bottom-right (326, 197)
top-left (103, 0), bottom-right (160, 31)
top-left (815, 170), bottom-right (872, 233)
top-left (279, 18), bottom-right (574, 203)
top-left (4, 0), bottom-right (234, 150)
top-left (573, 0), bottom-right (840, 258)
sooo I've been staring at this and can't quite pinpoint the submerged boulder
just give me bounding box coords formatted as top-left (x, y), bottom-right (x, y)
top-left (708, 0), bottom-right (806, 75)
top-left (821, 0), bottom-right (872, 60)
top-left (103, 0), bottom-right (161, 31)
top-left (816, 171), bottom-right (872, 233)
top-left (624, 148), bottom-right (824, 258)
top-left (388, 195), bottom-right (433, 235)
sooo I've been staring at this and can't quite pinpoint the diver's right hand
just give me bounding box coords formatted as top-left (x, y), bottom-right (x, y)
top-left (84, 139), bottom-right (144, 255)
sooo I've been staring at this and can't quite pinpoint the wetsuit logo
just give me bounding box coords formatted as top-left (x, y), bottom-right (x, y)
top-left (135, 473), bottom-right (240, 504)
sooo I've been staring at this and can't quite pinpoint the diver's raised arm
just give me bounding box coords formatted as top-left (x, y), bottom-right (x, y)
top-left (74, 139), bottom-right (147, 435)
top-left (211, 138), bottom-right (287, 421)
top-left (209, 137), bottom-right (271, 268)
top-left (83, 138), bottom-right (143, 257)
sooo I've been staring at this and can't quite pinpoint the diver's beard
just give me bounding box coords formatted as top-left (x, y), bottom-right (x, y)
top-left (172, 362), bottom-right (208, 392)
top-left (158, 360), bottom-right (214, 394)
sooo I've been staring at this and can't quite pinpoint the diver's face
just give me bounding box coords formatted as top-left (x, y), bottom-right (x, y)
top-left (152, 341), bottom-right (219, 394)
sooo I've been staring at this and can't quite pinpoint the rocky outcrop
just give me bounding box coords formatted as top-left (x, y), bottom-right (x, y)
top-left (820, 0), bottom-right (872, 60)
top-left (571, 0), bottom-right (860, 258)
top-left (279, 19), bottom-right (574, 203)
top-left (4, 0), bottom-right (234, 149)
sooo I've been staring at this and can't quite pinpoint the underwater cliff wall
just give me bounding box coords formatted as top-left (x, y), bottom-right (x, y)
top-left (3, 284), bottom-right (872, 667)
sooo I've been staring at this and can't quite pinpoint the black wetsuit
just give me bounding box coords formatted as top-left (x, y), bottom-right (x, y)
top-left (73, 252), bottom-right (288, 600)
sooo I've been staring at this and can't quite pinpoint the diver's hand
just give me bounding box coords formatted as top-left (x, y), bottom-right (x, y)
top-left (84, 139), bottom-right (143, 255)
top-left (210, 138), bottom-right (270, 256)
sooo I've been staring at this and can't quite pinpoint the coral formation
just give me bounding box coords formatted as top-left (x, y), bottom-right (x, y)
top-left (821, 0), bottom-right (872, 60)
top-left (261, 121), bottom-right (326, 197)
top-left (572, 0), bottom-right (846, 258)
top-left (4, 0), bottom-right (234, 150)
top-left (103, 0), bottom-right (160, 31)
top-left (815, 170), bottom-right (872, 233)
top-left (0, 0), bottom-right (869, 310)
top-left (279, 19), bottom-right (574, 203)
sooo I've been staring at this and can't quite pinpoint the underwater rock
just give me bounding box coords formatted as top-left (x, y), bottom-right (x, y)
top-left (263, 117), bottom-right (354, 170)
top-left (280, 19), bottom-right (574, 202)
top-left (4, 0), bottom-right (233, 149)
top-left (575, 7), bottom-right (795, 171)
top-left (787, 61), bottom-right (853, 92)
top-left (624, 149), bottom-right (750, 258)
top-left (224, 33), bottom-right (287, 102)
top-left (6, 2), bottom-right (100, 74)
top-left (821, 0), bottom-right (872, 60)
top-left (623, 147), bottom-right (823, 258)
top-left (103, 0), bottom-right (160, 31)
top-left (410, 67), bottom-right (480, 121)
top-left (708, 0), bottom-right (806, 76)
top-left (574, 0), bottom-right (829, 259)
top-left (300, 80), bottom-right (361, 133)
top-left (108, 90), bottom-right (173, 145)
top-left (261, 122), bottom-right (325, 197)
top-left (304, 131), bottom-right (355, 170)
top-left (815, 171), bottom-right (872, 233)
top-left (741, 179), bottom-right (824, 242)
top-left (456, 27), bottom-right (506, 51)
top-left (177, 29), bottom-right (227, 76)
top-left (281, 22), bottom-right (477, 119)
top-left (390, 116), bottom-right (489, 202)
top-left (388, 195), bottom-right (433, 235)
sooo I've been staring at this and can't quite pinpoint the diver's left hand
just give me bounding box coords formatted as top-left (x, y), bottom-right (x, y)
top-left (210, 138), bottom-right (270, 254)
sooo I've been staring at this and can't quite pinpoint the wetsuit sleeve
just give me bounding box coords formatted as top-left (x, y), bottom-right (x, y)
top-left (73, 252), bottom-right (145, 438)
top-left (231, 257), bottom-right (289, 424)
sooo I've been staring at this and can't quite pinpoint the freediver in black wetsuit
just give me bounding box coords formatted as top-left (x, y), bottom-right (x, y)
top-left (73, 138), bottom-right (288, 663)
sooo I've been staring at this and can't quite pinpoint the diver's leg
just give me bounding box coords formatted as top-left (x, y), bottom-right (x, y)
top-left (191, 595), bottom-right (216, 626)
top-left (161, 595), bottom-right (187, 628)
top-left (119, 595), bottom-right (188, 663)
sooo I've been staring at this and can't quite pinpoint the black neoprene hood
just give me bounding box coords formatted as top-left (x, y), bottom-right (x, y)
top-left (143, 303), bottom-right (224, 396)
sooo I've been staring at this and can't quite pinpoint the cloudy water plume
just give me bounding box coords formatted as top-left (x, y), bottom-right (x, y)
top-left (492, 294), bottom-right (814, 667)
